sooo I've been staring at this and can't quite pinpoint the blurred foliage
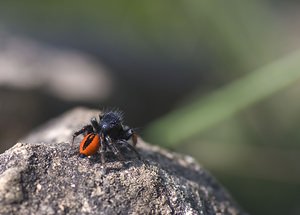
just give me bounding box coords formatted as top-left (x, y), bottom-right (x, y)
top-left (0, 0), bottom-right (279, 73)
top-left (145, 50), bottom-right (300, 146)
top-left (0, 1), bottom-right (300, 215)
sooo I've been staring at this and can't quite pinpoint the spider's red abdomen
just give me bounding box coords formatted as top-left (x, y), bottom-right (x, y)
top-left (79, 133), bottom-right (100, 156)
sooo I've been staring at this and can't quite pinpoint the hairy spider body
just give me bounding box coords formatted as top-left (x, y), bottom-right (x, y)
top-left (72, 110), bottom-right (140, 162)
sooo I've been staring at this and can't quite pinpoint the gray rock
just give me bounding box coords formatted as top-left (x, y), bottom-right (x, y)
top-left (0, 107), bottom-right (246, 215)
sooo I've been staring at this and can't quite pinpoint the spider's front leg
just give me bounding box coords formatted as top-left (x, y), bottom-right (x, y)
top-left (99, 134), bottom-right (107, 164)
top-left (105, 136), bottom-right (125, 161)
top-left (71, 124), bottom-right (94, 146)
top-left (117, 140), bottom-right (141, 160)
top-left (122, 126), bottom-right (138, 146)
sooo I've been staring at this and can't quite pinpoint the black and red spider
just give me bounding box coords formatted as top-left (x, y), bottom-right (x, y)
top-left (71, 110), bottom-right (140, 163)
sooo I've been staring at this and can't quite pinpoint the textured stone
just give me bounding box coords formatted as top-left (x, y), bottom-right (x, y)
top-left (0, 107), bottom-right (246, 215)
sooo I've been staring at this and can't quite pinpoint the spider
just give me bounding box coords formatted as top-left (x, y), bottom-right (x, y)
top-left (71, 110), bottom-right (140, 163)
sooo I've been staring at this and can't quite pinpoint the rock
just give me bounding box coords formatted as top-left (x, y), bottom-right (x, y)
top-left (0, 107), bottom-right (246, 215)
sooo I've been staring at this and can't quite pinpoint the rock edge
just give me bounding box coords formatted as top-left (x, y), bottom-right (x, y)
top-left (0, 107), bottom-right (246, 215)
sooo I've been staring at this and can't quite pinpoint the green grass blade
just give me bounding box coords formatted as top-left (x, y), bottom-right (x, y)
top-left (145, 50), bottom-right (300, 147)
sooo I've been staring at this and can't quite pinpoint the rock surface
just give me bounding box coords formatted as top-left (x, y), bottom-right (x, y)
top-left (0, 108), bottom-right (246, 215)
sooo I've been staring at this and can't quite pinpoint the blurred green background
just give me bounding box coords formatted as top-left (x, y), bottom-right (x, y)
top-left (0, 1), bottom-right (300, 214)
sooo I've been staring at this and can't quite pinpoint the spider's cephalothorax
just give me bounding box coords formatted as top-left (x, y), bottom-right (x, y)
top-left (71, 110), bottom-right (140, 163)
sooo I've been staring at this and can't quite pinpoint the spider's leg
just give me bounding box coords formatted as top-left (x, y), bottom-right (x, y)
top-left (100, 134), bottom-right (107, 164)
top-left (121, 127), bottom-right (138, 146)
top-left (106, 136), bottom-right (125, 161)
top-left (71, 124), bottom-right (93, 147)
top-left (118, 140), bottom-right (141, 160)
top-left (90, 117), bottom-right (101, 133)
top-left (131, 132), bottom-right (138, 147)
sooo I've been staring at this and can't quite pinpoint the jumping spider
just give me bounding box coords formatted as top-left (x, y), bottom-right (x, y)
top-left (72, 110), bottom-right (140, 163)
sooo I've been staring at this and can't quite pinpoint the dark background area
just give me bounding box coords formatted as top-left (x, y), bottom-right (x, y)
top-left (1, 1), bottom-right (300, 214)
